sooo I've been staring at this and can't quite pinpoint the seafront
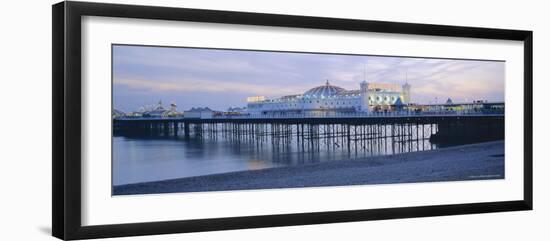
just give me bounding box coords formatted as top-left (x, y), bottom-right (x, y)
top-left (113, 140), bottom-right (504, 195)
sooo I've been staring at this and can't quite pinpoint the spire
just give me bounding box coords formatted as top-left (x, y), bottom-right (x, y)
top-left (364, 63), bottom-right (367, 82)
top-left (403, 69), bottom-right (410, 88)
top-left (325, 79), bottom-right (330, 86)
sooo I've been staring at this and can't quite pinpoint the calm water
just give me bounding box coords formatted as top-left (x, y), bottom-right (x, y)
top-left (113, 123), bottom-right (439, 185)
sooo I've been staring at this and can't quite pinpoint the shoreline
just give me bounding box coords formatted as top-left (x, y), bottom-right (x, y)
top-left (113, 140), bottom-right (504, 195)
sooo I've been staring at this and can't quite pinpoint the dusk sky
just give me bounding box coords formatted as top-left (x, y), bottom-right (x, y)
top-left (113, 45), bottom-right (505, 112)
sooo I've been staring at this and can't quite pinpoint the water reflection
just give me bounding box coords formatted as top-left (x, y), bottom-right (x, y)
top-left (113, 123), bottom-right (439, 185)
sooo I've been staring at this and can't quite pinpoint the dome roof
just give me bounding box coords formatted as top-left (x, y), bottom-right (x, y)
top-left (304, 80), bottom-right (346, 97)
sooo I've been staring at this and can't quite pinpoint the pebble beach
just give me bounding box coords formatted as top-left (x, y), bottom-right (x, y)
top-left (113, 140), bottom-right (504, 195)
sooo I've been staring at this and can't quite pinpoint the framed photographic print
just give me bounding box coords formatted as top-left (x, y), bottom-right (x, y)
top-left (52, 1), bottom-right (533, 240)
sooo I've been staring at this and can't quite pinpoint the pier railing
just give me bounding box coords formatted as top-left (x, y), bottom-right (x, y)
top-left (116, 109), bottom-right (504, 121)
top-left (215, 110), bottom-right (504, 120)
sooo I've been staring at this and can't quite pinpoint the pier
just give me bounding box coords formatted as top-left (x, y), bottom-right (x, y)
top-left (113, 113), bottom-right (505, 149)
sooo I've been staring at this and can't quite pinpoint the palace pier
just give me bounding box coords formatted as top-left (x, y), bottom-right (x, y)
top-left (113, 114), bottom-right (504, 148)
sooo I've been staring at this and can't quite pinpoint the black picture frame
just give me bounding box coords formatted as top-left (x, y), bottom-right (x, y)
top-left (52, 1), bottom-right (533, 240)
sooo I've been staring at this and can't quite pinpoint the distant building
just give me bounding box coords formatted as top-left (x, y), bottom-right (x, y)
top-left (184, 107), bottom-right (214, 119)
top-left (226, 107), bottom-right (248, 116)
top-left (247, 79), bottom-right (411, 116)
top-left (162, 102), bottom-right (182, 117)
top-left (112, 109), bottom-right (126, 118)
top-left (143, 100), bottom-right (167, 117)
top-left (246, 96), bottom-right (266, 102)
top-left (126, 111), bottom-right (144, 117)
top-left (135, 100), bottom-right (183, 118)
top-left (227, 107), bottom-right (247, 113)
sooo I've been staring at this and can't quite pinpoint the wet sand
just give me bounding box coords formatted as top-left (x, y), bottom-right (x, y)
top-left (113, 141), bottom-right (504, 195)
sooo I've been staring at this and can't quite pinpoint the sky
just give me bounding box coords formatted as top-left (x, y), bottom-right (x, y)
top-left (113, 45), bottom-right (505, 112)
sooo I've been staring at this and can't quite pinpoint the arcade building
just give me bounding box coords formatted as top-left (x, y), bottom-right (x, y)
top-left (247, 80), bottom-right (411, 116)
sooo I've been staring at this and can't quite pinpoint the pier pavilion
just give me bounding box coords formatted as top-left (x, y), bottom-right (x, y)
top-left (246, 80), bottom-right (411, 116)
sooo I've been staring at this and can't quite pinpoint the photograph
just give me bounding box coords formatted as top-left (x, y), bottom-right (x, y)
top-left (111, 44), bottom-right (505, 195)
top-left (0, 0), bottom-right (540, 240)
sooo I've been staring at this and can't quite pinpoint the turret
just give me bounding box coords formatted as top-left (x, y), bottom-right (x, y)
top-left (359, 81), bottom-right (370, 112)
top-left (401, 70), bottom-right (411, 104)
top-left (360, 81), bottom-right (369, 93)
top-left (402, 82), bottom-right (411, 103)
top-left (170, 102), bottom-right (177, 112)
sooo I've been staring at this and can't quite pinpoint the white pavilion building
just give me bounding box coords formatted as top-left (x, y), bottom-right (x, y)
top-left (247, 80), bottom-right (411, 116)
